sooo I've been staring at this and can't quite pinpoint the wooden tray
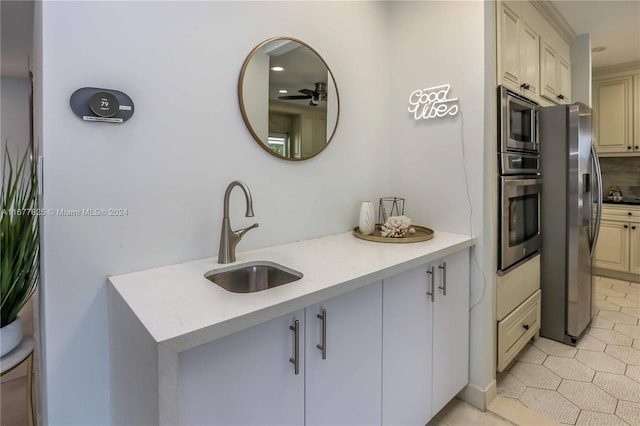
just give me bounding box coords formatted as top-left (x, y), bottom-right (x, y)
top-left (352, 225), bottom-right (434, 243)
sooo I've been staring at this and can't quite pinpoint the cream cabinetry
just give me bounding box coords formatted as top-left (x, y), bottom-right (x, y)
top-left (594, 205), bottom-right (640, 277)
top-left (496, 1), bottom-right (571, 105)
top-left (540, 38), bottom-right (571, 104)
top-left (593, 77), bottom-right (634, 154)
top-left (594, 220), bottom-right (630, 272)
top-left (498, 290), bottom-right (541, 372)
top-left (631, 221), bottom-right (640, 275)
top-left (498, 2), bottom-right (539, 99)
top-left (496, 254), bottom-right (541, 372)
top-left (635, 75), bottom-right (640, 153)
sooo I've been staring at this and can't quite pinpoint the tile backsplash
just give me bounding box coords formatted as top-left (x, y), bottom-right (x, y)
top-left (600, 157), bottom-right (640, 197)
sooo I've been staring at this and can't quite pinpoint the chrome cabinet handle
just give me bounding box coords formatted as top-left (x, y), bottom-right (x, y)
top-left (438, 262), bottom-right (447, 296)
top-left (426, 266), bottom-right (435, 302)
top-left (316, 308), bottom-right (327, 360)
top-left (289, 319), bottom-right (300, 375)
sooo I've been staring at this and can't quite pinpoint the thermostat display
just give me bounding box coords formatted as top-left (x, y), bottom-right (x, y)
top-left (90, 92), bottom-right (119, 118)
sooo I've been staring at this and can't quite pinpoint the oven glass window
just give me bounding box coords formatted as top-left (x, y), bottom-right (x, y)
top-left (509, 101), bottom-right (533, 143)
top-left (508, 193), bottom-right (539, 246)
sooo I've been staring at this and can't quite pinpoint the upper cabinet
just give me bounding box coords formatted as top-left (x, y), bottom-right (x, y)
top-left (497, 1), bottom-right (571, 105)
top-left (593, 77), bottom-right (633, 154)
top-left (499, 3), bottom-right (539, 99)
top-left (540, 38), bottom-right (571, 104)
top-left (593, 63), bottom-right (640, 156)
top-left (635, 75), bottom-right (640, 152)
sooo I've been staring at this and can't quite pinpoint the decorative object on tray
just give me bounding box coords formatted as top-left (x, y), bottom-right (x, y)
top-left (358, 201), bottom-right (376, 235)
top-left (380, 215), bottom-right (415, 238)
top-left (607, 185), bottom-right (623, 201)
top-left (353, 224), bottom-right (434, 243)
top-left (378, 197), bottom-right (405, 226)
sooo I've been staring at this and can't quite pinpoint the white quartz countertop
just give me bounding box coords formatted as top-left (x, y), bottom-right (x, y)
top-left (108, 230), bottom-right (473, 353)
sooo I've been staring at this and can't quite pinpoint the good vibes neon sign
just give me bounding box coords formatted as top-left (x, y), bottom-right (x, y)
top-left (408, 84), bottom-right (459, 120)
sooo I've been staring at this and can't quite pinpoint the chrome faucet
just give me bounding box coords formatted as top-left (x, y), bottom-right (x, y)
top-left (218, 180), bottom-right (259, 264)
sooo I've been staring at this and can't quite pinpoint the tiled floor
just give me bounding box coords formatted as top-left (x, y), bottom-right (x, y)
top-left (498, 276), bottom-right (640, 425)
top-left (429, 398), bottom-right (515, 425)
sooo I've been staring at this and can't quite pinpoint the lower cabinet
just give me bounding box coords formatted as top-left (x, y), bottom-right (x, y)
top-left (178, 283), bottom-right (382, 426)
top-left (595, 219), bottom-right (640, 276)
top-left (177, 249), bottom-right (469, 425)
top-left (595, 220), bottom-right (630, 272)
top-left (383, 265), bottom-right (433, 424)
top-left (383, 250), bottom-right (470, 424)
top-left (305, 282), bottom-right (382, 426)
top-left (178, 309), bottom-right (306, 425)
top-left (631, 224), bottom-right (640, 275)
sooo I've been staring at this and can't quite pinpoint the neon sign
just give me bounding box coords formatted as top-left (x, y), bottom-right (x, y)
top-left (408, 84), bottom-right (459, 120)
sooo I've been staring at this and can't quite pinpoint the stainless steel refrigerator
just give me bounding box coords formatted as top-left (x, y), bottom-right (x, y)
top-left (539, 102), bottom-right (603, 345)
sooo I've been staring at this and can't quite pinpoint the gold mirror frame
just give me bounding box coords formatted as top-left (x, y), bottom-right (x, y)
top-left (238, 37), bottom-right (340, 161)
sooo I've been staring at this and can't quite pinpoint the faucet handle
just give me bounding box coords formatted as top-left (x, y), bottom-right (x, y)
top-left (236, 223), bottom-right (259, 238)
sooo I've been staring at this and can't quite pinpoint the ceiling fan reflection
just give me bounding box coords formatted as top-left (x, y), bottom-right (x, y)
top-left (278, 82), bottom-right (327, 107)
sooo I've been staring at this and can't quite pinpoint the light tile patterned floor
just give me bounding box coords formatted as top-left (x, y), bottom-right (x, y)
top-left (498, 277), bottom-right (640, 425)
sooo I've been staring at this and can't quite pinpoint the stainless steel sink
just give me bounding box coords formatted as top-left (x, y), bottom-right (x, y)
top-left (205, 261), bottom-right (303, 293)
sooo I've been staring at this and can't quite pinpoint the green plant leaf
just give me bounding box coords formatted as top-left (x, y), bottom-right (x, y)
top-left (1, 145), bottom-right (40, 327)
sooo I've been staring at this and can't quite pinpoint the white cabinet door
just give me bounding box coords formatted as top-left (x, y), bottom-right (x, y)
top-left (594, 220), bottom-right (630, 272)
top-left (305, 282), bottom-right (382, 426)
top-left (499, 3), bottom-right (521, 92)
top-left (178, 310), bottom-right (305, 426)
top-left (635, 75), bottom-right (640, 152)
top-left (594, 77), bottom-right (633, 154)
top-left (558, 57), bottom-right (571, 104)
top-left (432, 250), bottom-right (470, 416)
top-left (630, 224), bottom-right (640, 275)
top-left (520, 22), bottom-right (540, 97)
top-left (382, 265), bottom-right (433, 425)
top-left (540, 39), bottom-right (559, 101)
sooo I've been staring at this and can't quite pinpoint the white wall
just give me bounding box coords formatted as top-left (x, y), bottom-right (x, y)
top-left (38, 2), bottom-right (389, 424)
top-left (571, 33), bottom-right (592, 107)
top-left (387, 0), bottom-right (494, 402)
top-left (37, 1), bottom-right (492, 423)
top-left (1, 77), bottom-right (30, 158)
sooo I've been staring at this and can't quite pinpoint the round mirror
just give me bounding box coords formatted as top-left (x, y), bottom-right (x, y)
top-left (238, 37), bottom-right (340, 161)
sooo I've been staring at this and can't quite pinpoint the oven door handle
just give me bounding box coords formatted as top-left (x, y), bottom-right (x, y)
top-left (590, 143), bottom-right (603, 258)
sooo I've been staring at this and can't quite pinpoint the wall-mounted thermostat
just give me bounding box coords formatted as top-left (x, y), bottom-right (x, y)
top-left (70, 87), bottom-right (134, 123)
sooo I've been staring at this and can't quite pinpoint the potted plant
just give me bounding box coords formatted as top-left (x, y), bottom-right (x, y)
top-left (1, 146), bottom-right (39, 356)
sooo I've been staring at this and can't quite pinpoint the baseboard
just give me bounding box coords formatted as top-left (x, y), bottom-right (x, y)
top-left (488, 395), bottom-right (561, 425)
top-left (593, 267), bottom-right (640, 284)
top-left (456, 380), bottom-right (497, 411)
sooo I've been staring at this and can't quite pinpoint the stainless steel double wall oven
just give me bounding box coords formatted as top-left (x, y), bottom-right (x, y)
top-left (498, 86), bottom-right (542, 272)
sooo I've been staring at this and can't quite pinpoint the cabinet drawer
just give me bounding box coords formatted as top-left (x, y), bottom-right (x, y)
top-left (497, 290), bottom-right (541, 372)
top-left (602, 205), bottom-right (640, 223)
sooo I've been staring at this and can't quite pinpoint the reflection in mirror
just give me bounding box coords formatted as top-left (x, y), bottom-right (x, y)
top-left (239, 37), bottom-right (339, 161)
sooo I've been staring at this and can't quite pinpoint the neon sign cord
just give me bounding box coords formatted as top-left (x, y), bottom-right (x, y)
top-left (457, 109), bottom-right (488, 312)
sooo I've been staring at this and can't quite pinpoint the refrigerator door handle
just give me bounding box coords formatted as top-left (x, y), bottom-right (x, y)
top-left (590, 143), bottom-right (603, 257)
